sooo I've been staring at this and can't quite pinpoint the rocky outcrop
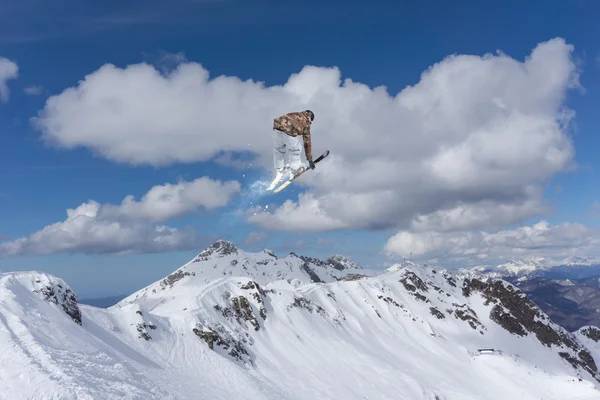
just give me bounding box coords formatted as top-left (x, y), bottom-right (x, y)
top-left (194, 279), bottom-right (268, 363)
top-left (399, 271), bottom-right (430, 303)
top-left (462, 277), bottom-right (599, 379)
top-left (239, 280), bottom-right (267, 320)
top-left (192, 323), bottom-right (251, 363)
top-left (289, 253), bottom-right (367, 283)
top-left (287, 296), bottom-right (327, 316)
top-left (136, 322), bottom-right (157, 340)
top-left (342, 274), bottom-right (368, 281)
top-left (429, 307), bottom-right (445, 319)
top-left (193, 240), bottom-right (238, 262)
top-left (299, 261), bottom-right (323, 283)
top-left (326, 255), bottom-right (362, 271)
top-left (35, 279), bottom-right (82, 325)
top-left (378, 295), bottom-right (401, 308)
top-left (448, 303), bottom-right (485, 333)
top-left (580, 326), bottom-right (600, 343)
top-left (159, 270), bottom-right (196, 290)
top-left (231, 296), bottom-right (260, 331)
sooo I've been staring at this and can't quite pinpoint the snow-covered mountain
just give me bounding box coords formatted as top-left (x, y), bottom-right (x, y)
top-left (118, 240), bottom-right (379, 307)
top-left (1, 240), bottom-right (600, 399)
top-left (385, 259), bottom-right (421, 272)
top-left (459, 257), bottom-right (552, 279)
top-left (460, 256), bottom-right (600, 281)
top-left (512, 277), bottom-right (600, 332)
top-left (456, 257), bottom-right (600, 333)
top-left (563, 256), bottom-right (600, 267)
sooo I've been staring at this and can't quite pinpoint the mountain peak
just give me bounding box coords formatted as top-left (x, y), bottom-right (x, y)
top-left (262, 248), bottom-right (278, 258)
top-left (194, 239), bottom-right (239, 261)
top-left (385, 260), bottom-right (420, 272)
top-left (561, 256), bottom-right (600, 267)
top-left (325, 255), bottom-right (363, 271)
top-left (117, 241), bottom-right (381, 306)
top-left (0, 271), bottom-right (82, 325)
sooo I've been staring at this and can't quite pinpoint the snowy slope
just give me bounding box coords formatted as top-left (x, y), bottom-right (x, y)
top-left (0, 272), bottom-right (172, 399)
top-left (577, 326), bottom-right (600, 370)
top-left (1, 241), bottom-right (600, 399)
top-left (385, 259), bottom-right (421, 272)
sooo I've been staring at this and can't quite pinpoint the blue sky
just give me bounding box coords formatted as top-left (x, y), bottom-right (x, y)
top-left (1, 0), bottom-right (600, 298)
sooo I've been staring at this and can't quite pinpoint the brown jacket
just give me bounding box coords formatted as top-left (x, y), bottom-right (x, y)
top-left (273, 111), bottom-right (313, 162)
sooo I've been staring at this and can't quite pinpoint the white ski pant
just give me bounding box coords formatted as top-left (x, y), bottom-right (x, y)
top-left (273, 129), bottom-right (303, 171)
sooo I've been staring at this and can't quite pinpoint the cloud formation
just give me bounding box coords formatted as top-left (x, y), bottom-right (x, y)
top-left (0, 57), bottom-right (18, 102)
top-left (0, 176), bottom-right (240, 257)
top-left (99, 176), bottom-right (241, 222)
top-left (384, 221), bottom-right (600, 265)
top-left (31, 38), bottom-right (581, 237)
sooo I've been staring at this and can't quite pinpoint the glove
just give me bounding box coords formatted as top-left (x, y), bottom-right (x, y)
top-left (308, 160), bottom-right (315, 170)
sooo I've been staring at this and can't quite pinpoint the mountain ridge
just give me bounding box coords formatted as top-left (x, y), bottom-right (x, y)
top-left (458, 256), bottom-right (600, 332)
top-left (1, 239), bottom-right (600, 399)
top-left (462, 256), bottom-right (600, 280)
top-left (115, 239), bottom-right (378, 308)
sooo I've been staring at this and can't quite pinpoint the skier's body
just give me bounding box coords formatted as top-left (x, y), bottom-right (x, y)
top-left (267, 110), bottom-right (316, 190)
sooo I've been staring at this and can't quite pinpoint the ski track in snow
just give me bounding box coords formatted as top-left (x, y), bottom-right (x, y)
top-left (1, 243), bottom-right (600, 399)
top-left (0, 275), bottom-right (171, 400)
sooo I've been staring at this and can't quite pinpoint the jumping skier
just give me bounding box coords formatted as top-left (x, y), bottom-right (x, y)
top-left (266, 109), bottom-right (316, 191)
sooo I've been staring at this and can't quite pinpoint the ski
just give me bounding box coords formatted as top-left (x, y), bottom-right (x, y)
top-left (270, 150), bottom-right (329, 194)
top-left (266, 171), bottom-right (285, 191)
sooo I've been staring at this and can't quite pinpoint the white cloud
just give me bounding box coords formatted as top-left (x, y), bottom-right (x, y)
top-left (0, 176), bottom-right (240, 257)
top-left (31, 38), bottom-right (581, 234)
top-left (246, 193), bottom-right (351, 234)
top-left (99, 176), bottom-right (241, 222)
top-left (0, 57), bottom-right (18, 102)
top-left (409, 186), bottom-right (549, 233)
top-left (383, 220), bottom-right (600, 265)
top-left (24, 85), bottom-right (43, 95)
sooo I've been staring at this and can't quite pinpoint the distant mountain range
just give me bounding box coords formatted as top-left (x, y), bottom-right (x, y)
top-left (459, 257), bottom-right (600, 332)
top-left (503, 276), bottom-right (600, 331)
top-left (460, 256), bottom-right (600, 280)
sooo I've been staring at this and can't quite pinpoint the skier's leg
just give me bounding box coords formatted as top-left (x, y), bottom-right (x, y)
top-left (273, 130), bottom-right (287, 171)
top-left (268, 130), bottom-right (287, 190)
top-left (285, 134), bottom-right (304, 175)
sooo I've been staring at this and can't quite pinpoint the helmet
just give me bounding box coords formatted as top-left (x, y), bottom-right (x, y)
top-left (305, 110), bottom-right (314, 121)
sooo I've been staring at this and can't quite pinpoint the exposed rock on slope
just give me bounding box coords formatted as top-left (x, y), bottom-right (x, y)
top-left (0, 271), bottom-right (82, 325)
top-left (507, 277), bottom-right (600, 332)
top-left (580, 326), bottom-right (600, 343)
top-left (462, 277), bottom-right (598, 377)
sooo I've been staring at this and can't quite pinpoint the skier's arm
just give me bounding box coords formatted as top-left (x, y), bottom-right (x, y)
top-left (303, 127), bottom-right (313, 163)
